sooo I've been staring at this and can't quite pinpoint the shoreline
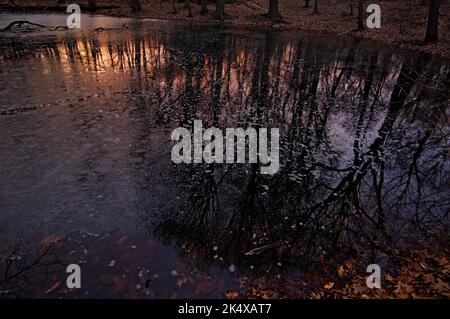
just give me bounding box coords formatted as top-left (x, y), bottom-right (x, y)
top-left (1, 0), bottom-right (449, 60)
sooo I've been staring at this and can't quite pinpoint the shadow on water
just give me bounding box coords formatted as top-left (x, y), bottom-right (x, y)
top-left (0, 14), bottom-right (449, 298)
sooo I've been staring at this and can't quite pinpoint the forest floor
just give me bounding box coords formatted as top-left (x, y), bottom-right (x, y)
top-left (2, 0), bottom-right (450, 59)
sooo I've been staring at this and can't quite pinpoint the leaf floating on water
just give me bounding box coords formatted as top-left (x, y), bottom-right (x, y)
top-left (41, 235), bottom-right (63, 247)
top-left (100, 274), bottom-right (114, 285)
top-left (117, 235), bottom-right (128, 245)
top-left (46, 281), bottom-right (61, 294)
top-left (113, 276), bottom-right (127, 290)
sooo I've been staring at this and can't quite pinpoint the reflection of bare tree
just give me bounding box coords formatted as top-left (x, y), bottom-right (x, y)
top-left (2, 29), bottom-right (448, 278)
top-left (0, 245), bottom-right (63, 298)
top-left (153, 35), bottom-right (449, 275)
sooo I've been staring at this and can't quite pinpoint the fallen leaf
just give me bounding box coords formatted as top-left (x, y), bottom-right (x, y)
top-left (46, 281), bottom-right (61, 294)
top-left (337, 265), bottom-right (345, 278)
top-left (324, 282), bottom-right (334, 289)
top-left (100, 274), bottom-right (114, 284)
top-left (436, 257), bottom-right (448, 266)
top-left (41, 235), bottom-right (63, 247)
top-left (112, 276), bottom-right (127, 291)
top-left (225, 290), bottom-right (239, 299)
top-left (385, 274), bottom-right (395, 282)
top-left (176, 277), bottom-right (188, 287)
top-left (117, 236), bottom-right (128, 245)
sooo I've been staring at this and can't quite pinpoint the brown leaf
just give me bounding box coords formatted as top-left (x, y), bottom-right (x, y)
top-left (41, 235), bottom-right (63, 247)
top-left (100, 274), bottom-right (114, 285)
top-left (324, 282), bottom-right (334, 289)
top-left (46, 281), bottom-right (61, 294)
top-left (225, 290), bottom-right (239, 299)
top-left (176, 277), bottom-right (188, 287)
top-left (117, 235), bottom-right (128, 245)
top-left (385, 274), bottom-right (395, 283)
top-left (337, 265), bottom-right (345, 278)
top-left (436, 257), bottom-right (448, 266)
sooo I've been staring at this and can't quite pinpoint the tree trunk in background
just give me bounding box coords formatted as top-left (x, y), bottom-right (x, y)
top-left (215, 0), bottom-right (225, 21)
top-left (303, 0), bottom-right (310, 8)
top-left (350, 0), bottom-right (354, 15)
top-left (357, 0), bottom-right (364, 30)
top-left (130, 0), bottom-right (141, 12)
top-left (312, 0), bottom-right (319, 14)
top-left (424, 0), bottom-right (441, 43)
top-left (171, 0), bottom-right (177, 14)
top-left (184, 0), bottom-right (192, 17)
top-left (200, 0), bottom-right (208, 14)
top-left (267, 0), bottom-right (282, 21)
top-left (87, 0), bottom-right (96, 11)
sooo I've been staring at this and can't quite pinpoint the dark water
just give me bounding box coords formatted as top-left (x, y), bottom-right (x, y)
top-left (0, 13), bottom-right (449, 298)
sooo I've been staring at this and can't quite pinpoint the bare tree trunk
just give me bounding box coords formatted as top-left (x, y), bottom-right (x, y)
top-left (312, 0), bottom-right (319, 14)
top-left (200, 0), bottom-right (208, 14)
top-left (129, 0), bottom-right (141, 12)
top-left (267, 0), bottom-right (282, 21)
top-left (424, 0), bottom-right (441, 43)
top-left (357, 0), bottom-right (364, 31)
top-left (350, 0), bottom-right (354, 15)
top-left (215, 0), bottom-right (225, 21)
top-left (303, 0), bottom-right (310, 8)
top-left (87, 0), bottom-right (96, 11)
top-left (184, 0), bottom-right (192, 17)
top-left (171, 0), bottom-right (177, 14)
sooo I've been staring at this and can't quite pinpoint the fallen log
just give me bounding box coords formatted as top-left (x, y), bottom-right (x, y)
top-left (0, 0), bottom-right (19, 8)
top-left (1, 20), bottom-right (46, 32)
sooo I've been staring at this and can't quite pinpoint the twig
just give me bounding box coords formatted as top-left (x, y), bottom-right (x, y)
top-left (337, 28), bottom-right (357, 36)
top-left (244, 0), bottom-right (266, 12)
top-left (54, 25), bottom-right (68, 31)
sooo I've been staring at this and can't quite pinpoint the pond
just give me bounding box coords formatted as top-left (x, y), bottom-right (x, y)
top-left (0, 13), bottom-right (449, 298)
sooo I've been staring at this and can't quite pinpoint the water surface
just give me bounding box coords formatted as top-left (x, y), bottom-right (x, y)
top-left (0, 13), bottom-right (449, 298)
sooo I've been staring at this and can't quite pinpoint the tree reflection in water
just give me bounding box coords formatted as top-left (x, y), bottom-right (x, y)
top-left (149, 31), bottom-right (449, 283)
top-left (0, 26), bottom-right (448, 295)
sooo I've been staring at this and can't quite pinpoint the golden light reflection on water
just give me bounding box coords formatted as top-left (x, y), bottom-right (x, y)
top-left (19, 32), bottom-right (300, 105)
top-left (1, 28), bottom-right (445, 132)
